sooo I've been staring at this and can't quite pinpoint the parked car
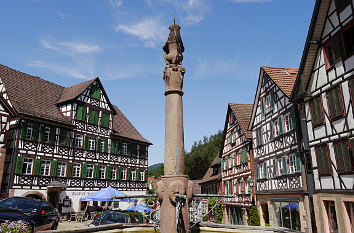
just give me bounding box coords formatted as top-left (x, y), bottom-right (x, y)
top-left (0, 197), bottom-right (60, 232)
top-left (89, 210), bottom-right (130, 226)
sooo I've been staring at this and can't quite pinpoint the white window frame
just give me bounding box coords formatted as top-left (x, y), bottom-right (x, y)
top-left (112, 167), bottom-right (117, 180)
top-left (44, 127), bottom-right (51, 143)
top-left (284, 113), bottom-right (292, 132)
top-left (274, 119), bottom-right (280, 137)
top-left (73, 163), bottom-right (81, 177)
top-left (260, 163), bottom-right (265, 179)
top-left (122, 168), bottom-right (127, 180)
top-left (99, 165), bottom-right (105, 179)
top-left (88, 137), bottom-right (95, 150)
top-left (265, 94), bottom-right (271, 111)
top-left (140, 170), bottom-right (144, 181)
top-left (289, 154), bottom-right (295, 174)
top-left (57, 162), bottom-right (66, 177)
top-left (74, 134), bottom-right (83, 148)
top-left (122, 143), bottom-right (128, 155)
top-left (101, 140), bottom-right (105, 152)
top-left (86, 164), bottom-right (94, 178)
top-left (26, 124), bottom-right (33, 140)
top-left (131, 170), bottom-right (136, 181)
top-left (278, 158), bottom-right (284, 175)
top-left (40, 160), bottom-right (51, 176)
top-left (22, 158), bottom-right (33, 175)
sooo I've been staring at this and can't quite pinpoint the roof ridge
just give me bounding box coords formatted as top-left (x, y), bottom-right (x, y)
top-left (261, 65), bottom-right (298, 70)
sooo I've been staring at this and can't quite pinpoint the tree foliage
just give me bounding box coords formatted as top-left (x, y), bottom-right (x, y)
top-left (185, 130), bottom-right (223, 180)
top-left (148, 163), bottom-right (164, 178)
top-left (249, 206), bottom-right (260, 226)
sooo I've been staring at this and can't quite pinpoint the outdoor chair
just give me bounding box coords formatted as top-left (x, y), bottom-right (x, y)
top-left (69, 212), bottom-right (76, 222)
top-left (76, 212), bottom-right (85, 222)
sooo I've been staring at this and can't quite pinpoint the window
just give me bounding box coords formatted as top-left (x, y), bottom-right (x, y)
top-left (289, 155), bottom-right (295, 174)
top-left (315, 144), bottom-right (332, 176)
top-left (345, 202), bottom-right (354, 233)
top-left (324, 34), bottom-right (342, 69)
top-left (335, 0), bottom-right (351, 12)
top-left (284, 111), bottom-right (296, 132)
top-left (73, 163), bottom-right (81, 177)
top-left (140, 170), bottom-right (145, 181)
top-left (265, 94), bottom-right (272, 111)
top-left (74, 134), bottom-right (83, 148)
top-left (101, 140), bottom-right (105, 153)
top-left (273, 159), bottom-right (278, 177)
top-left (278, 156), bottom-right (289, 176)
top-left (57, 162), bottom-right (66, 177)
top-left (324, 201), bottom-right (339, 233)
top-left (334, 139), bottom-right (353, 174)
top-left (122, 168), bottom-right (127, 180)
top-left (310, 96), bottom-right (324, 126)
top-left (342, 24), bottom-right (354, 58)
top-left (122, 143), bottom-right (128, 155)
top-left (22, 158), bottom-right (33, 175)
top-left (44, 127), bottom-right (51, 143)
top-left (86, 164), bottom-right (94, 178)
top-left (111, 167), bottom-right (117, 180)
top-left (256, 128), bottom-right (262, 146)
top-left (99, 166), bottom-right (105, 179)
top-left (26, 124), bottom-right (33, 140)
top-left (89, 111), bottom-right (99, 125)
top-left (274, 118), bottom-right (280, 137)
top-left (327, 85), bottom-right (344, 120)
top-left (131, 170), bottom-right (136, 181)
top-left (88, 137), bottom-right (95, 150)
top-left (40, 160), bottom-right (51, 176)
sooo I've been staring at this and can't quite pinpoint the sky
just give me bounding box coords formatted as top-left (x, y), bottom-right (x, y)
top-left (0, 0), bottom-right (315, 166)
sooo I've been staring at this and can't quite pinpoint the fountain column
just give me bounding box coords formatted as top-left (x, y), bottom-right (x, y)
top-left (157, 22), bottom-right (193, 233)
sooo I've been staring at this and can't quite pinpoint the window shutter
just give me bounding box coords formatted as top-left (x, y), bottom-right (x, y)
top-left (112, 141), bottom-right (117, 154)
top-left (270, 90), bottom-right (275, 110)
top-left (255, 164), bottom-right (259, 179)
top-left (334, 86), bottom-right (343, 118)
top-left (243, 148), bottom-right (247, 163)
top-left (136, 169), bottom-right (141, 181)
top-left (40, 125), bottom-right (46, 143)
top-left (273, 159), bottom-right (278, 177)
top-left (290, 109), bottom-right (296, 129)
top-left (335, 140), bottom-right (351, 173)
top-left (118, 141), bottom-right (122, 154)
top-left (84, 136), bottom-right (89, 150)
top-left (20, 121), bottom-right (28, 140)
top-left (270, 121), bottom-right (274, 139)
top-left (104, 139), bottom-right (108, 152)
top-left (94, 165), bottom-right (100, 179)
top-left (15, 156), bottom-right (24, 174)
top-left (49, 128), bottom-right (56, 144)
top-left (145, 170), bottom-right (148, 181)
top-left (91, 85), bottom-right (101, 99)
top-left (96, 138), bottom-right (101, 152)
top-left (295, 152), bottom-right (302, 173)
top-left (229, 180), bottom-right (232, 194)
top-left (50, 160), bottom-right (58, 177)
top-left (82, 163), bottom-right (87, 178)
top-left (240, 179), bottom-right (245, 194)
top-left (263, 162), bottom-right (267, 178)
top-left (32, 124), bottom-right (39, 141)
top-left (33, 158), bottom-right (41, 176)
top-left (127, 143), bottom-right (132, 156)
top-left (279, 115), bottom-right (284, 135)
top-left (282, 156), bottom-right (288, 175)
top-left (117, 167), bottom-right (122, 180)
top-left (90, 111), bottom-right (98, 125)
top-left (77, 106), bottom-right (86, 121)
top-left (67, 162), bottom-right (73, 178)
top-left (248, 178), bottom-right (252, 194)
top-left (101, 114), bottom-right (109, 128)
top-left (261, 97), bottom-right (265, 116)
top-left (59, 129), bottom-right (67, 146)
top-left (127, 168), bottom-right (131, 181)
top-left (106, 166), bottom-right (112, 180)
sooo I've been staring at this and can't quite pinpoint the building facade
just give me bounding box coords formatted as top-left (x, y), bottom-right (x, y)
top-left (0, 64), bottom-right (151, 213)
top-left (221, 103), bottom-right (254, 225)
top-left (248, 67), bottom-right (312, 232)
top-left (291, 0), bottom-right (354, 232)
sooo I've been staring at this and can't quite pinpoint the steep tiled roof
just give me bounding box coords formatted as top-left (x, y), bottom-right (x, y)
top-left (200, 155), bottom-right (221, 184)
top-left (111, 105), bottom-right (151, 144)
top-left (0, 64), bottom-right (150, 144)
top-left (0, 64), bottom-right (69, 123)
top-left (229, 103), bottom-right (253, 139)
top-left (57, 78), bottom-right (96, 104)
top-left (262, 66), bottom-right (298, 97)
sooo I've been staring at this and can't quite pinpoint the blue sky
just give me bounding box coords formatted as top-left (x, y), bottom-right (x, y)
top-left (0, 0), bottom-right (315, 166)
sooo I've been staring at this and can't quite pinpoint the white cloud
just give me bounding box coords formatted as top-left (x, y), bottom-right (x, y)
top-left (231, 0), bottom-right (272, 3)
top-left (109, 0), bottom-right (123, 8)
top-left (40, 39), bottom-right (101, 55)
top-left (161, 0), bottom-right (207, 25)
top-left (115, 18), bottom-right (167, 47)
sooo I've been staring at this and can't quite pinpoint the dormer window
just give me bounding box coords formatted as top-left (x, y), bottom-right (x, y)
top-left (26, 124), bottom-right (33, 140)
top-left (90, 85), bottom-right (100, 100)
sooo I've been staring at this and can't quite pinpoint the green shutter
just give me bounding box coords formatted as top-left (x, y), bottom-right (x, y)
top-left (89, 111), bottom-right (98, 125)
top-left (106, 166), bottom-right (112, 180)
top-left (118, 141), bottom-right (122, 154)
top-left (273, 159), bottom-right (278, 177)
top-left (104, 139), bottom-right (108, 152)
top-left (240, 179), bottom-right (244, 194)
top-left (261, 97), bottom-right (265, 116)
top-left (248, 178), bottom-right (252, 193)
top-left (270, 90), bottom-right (275, 110)
top-left (94, 165), bottom-right (100, 179)
top-left (77, 106), bottom-right (86, 121)
top-left (295, 152), bottom-right (302, 173)
top-left (40, 125), bottom-right (45, 143)
top-left (279, 116), bottom-right (284, 135)
top-left (67, 162), bottom-right (73, 178)
top-left (270, 121), bottom-right (274, 139)
top-left (97, 138), bottom-right (102, 152)
top-left (20, 121), bottom-right (28, 140)
top-left (263, 162), bottom-right (267, 178)
top-left (136, 169), bottom-right (141, 181)
top-left (112, 141), bottom-right (117, 154)
top-left (101, 114), bottom-right (109, 128)
top-left (82, 163), bottom-right (87, 178)
top-left (282, 156), bottom-right (288, 175)
top-left (15, 156), bottom-right (24, 174)
top-left (33, 158), bottom-right (41, 176)
top-left (243, 148), bottom-right (247, 163)
top-left (32, 124), bottom-right (39, 141)
top-left (84, 136), bottom-right (89, 150)
top-left (290, 109), bottom-right (296, 129)
top-left (59, 129), bottom-right (67, 146)
top-left (49, 128), bottom-right (56, 144)
top-left (255, 164), bottom-right (259, 179)
top-left (91, 85), bottom-right (100, 99)
top-left (127, 143), bottom-right (132, 156)
top-left (145, 170), bottom-right (148, 181)
top-left (50, 160), bottom-right (58, 177)
top-left (117, 167), bottom-right (122, 180)
top-left (127, 168), bottom-right (131, 181)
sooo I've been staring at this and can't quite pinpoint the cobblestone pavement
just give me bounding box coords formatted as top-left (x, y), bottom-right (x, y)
top-left (58, 220), bottom-right (92, 230)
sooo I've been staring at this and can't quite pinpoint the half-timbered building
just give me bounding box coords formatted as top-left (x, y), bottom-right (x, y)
top-left (200, 154), bottom-right (221, 195)
top-left (220, 103), bottom-right (254, 225)
top-left (248, 66), bottom-right (312, 232)
top-left (0, 64), bottom-right (151, 213)
top-left (291, 0), bottom-right (354, 232)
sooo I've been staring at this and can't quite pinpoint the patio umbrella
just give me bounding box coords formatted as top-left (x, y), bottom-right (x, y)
top-left (282, 202), bottom-right (299, 211)
top-left (126, 204), bottom-right (152, 213)
top-left (80, 187), bottom-right (135, 202)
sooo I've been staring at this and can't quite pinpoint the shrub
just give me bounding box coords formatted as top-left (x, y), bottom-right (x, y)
top-left (249, 206), bottom-right (260, 226)
top-left (0, 220), bottom-right (32, 233)
top-left (208, 198), bottom-right (223, 224)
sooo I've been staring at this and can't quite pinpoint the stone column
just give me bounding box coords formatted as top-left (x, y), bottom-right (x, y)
top-left (157, 22), bottom-right (193, 233)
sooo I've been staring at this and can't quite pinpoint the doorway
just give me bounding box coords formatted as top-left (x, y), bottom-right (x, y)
top-left (48, 191), bottom-right (59, 208)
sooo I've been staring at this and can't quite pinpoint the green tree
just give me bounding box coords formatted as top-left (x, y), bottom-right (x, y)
top-left (249, 206), bottom-right (260, 226)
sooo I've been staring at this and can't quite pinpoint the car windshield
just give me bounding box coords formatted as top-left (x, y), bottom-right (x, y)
top-left (0, 198), bottom-right (40, 213)
top-left (97, 212), bottom-right (127, 223)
